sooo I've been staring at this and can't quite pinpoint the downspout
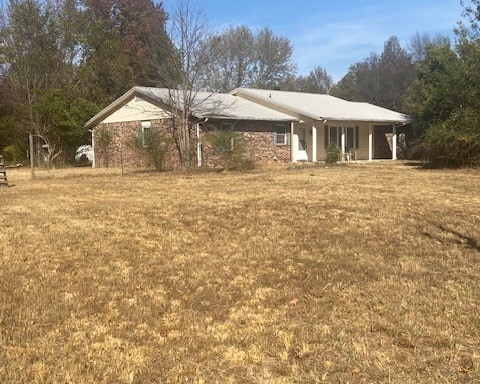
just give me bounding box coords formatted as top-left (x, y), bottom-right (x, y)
top-left (89, 129), bottom-right (96, 168)
top-left (368, 123), bottom-right (373, 161)
top-left (196, 118), bottom-right (208, 167)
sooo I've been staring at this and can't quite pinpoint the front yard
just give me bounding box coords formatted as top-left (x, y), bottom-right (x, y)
top-left (0, 162), bottom-right (479, 383)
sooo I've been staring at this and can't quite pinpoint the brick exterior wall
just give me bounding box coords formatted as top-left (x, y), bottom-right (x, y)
top-left (94, 119), bottom-right (181, 169)
top-left (201, 120), bottom-right (291, 167)
top-left (244, 121), bottom-right (291, 163)
top-left (93, 119), bottom-right (291, 169)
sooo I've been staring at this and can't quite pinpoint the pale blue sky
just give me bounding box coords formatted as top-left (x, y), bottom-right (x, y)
top-left (160, 1), bottom-right (464, 81)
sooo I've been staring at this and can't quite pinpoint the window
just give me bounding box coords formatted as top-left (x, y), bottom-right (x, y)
top-left (141, 121), bottom-right (152, 147)
top-left (324, 126), bottom-right (359, 149)
top-left (349, 126), bottom-right (359, 149)
top-left (346, 127), bottom-right (354, 149)
top-left (274, 124), bottom-right (288, 145)
top-left (328, 126), bottom-right (338, 147)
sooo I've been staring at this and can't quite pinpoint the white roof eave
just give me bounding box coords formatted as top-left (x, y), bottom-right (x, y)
top-left (84, 87), bottom-right (149, 128)
top-left (323, 117), bottom-right (408, 124)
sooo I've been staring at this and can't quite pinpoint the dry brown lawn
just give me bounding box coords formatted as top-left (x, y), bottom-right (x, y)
top-left (0, 162), bottom-right (479, 383)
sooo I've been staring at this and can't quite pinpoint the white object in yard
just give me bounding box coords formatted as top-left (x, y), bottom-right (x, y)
top-left (75, 145), bottom-right (94, 163)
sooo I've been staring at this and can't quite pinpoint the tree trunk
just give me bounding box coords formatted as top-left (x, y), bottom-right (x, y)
top-left (176, 115), bottom-right (192, 169)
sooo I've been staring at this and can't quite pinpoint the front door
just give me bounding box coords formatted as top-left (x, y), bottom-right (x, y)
top-left (297, 127), bottom-right (308, 161)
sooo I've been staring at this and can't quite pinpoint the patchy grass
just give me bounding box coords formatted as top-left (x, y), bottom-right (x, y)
top-left (0, 162), bottom-right (479, 383)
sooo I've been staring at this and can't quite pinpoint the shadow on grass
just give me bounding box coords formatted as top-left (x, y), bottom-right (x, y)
top-left (438, 225), bottom-right (480, 252)
top-left (423, 223), bottom-right (480, 252)
top-left (402, 160), bottom-right (446, 170)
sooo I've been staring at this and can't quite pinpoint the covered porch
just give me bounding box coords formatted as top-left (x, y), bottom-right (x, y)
top-left (289, 121), bottom-right (405, 162)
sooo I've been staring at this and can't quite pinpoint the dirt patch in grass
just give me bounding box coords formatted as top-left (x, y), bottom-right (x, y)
top-left (1, 162), bottom-right (479, 383)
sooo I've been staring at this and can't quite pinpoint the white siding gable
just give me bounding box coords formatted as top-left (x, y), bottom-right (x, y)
top-left (101, 96), bottom-right (170, 124)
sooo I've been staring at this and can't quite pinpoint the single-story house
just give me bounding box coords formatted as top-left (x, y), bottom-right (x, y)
top-left (84, 86), bottom-right (409, 168)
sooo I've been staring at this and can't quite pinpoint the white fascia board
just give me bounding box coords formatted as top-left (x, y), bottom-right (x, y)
top-left (84, 87), bottom-right (139, 128)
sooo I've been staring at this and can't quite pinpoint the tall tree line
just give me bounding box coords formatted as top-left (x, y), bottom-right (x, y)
top-left (330, 20), bottom-right (480, 167)
top-left (404, 0), bottom-right (480, 166)
top-left (332, 36), bottom-right (416, 111)
top-left (0, 0), bottom-right (306, 166)
top-left (1, 0), bottom-right (478, 167)
top-left (0, 0), bottom-right (173, 166)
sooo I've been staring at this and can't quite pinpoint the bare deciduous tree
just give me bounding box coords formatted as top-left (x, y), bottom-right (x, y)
top-left (251, 27), bottom-right (296, 89)
top-left (161, 0), bottom-right (213, 168)
top-left (407, 31), bottom-right (447, 62)
top-left (292, 66), bottom-right (334, 94)
top-left (460, 0), bottom-right (480, 38)
top-left (201, 25), bottom-right (296, 92)
top-left (200, 25), bottom-right (255, 92)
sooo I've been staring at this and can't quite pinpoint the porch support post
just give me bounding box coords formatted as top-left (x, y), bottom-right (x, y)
top-left (290, 121), bottom-right (296, 163)
top-left (311, 122), bottom-right (317, 162)
top-left (341, 124), bottom-right (346, 161)
top-left (368, 123), bottom-right (373, 161)
top-left (392, 124), bottom-right (397, 160)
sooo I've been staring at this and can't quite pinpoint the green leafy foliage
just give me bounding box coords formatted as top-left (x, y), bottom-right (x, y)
top-left (405, 27), bottom-right (480, 167)
top-left (204, 128), bottom-right (255, 171)
top-left (325, 144), bottom-right (340, 164)
top-left (94, 125), bottom-right (114, 167)
top-left (0, 0), bottom-right (172, 164)
top-left (1, 143), bottom-right (26, 164)
top-left (333, 36), bottom-right (415, 111)
top-left (80, 0), bottom-right (173, 104)
top-left (34, 88), bottom-right (98, 147)
top-left (132, 128), bottom-right (174, 171)
top-left (422, 108), bottom-right (480, 167)
top-left (406, 43), bottom-right (464, 134)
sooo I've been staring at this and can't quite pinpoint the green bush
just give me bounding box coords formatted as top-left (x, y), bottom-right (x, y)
top-left (423, 108), bottom-right (480, 167)
top-left (133, 129), bottom-right (173, 171)
top-left (205, 128), bottom-right (255, 171)
top-left (95, 125), bottom-right (114, 167)
top-left (325, 144), bottom-right (341, 164)
top-left (2, 144), bottom-right (26, 164)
